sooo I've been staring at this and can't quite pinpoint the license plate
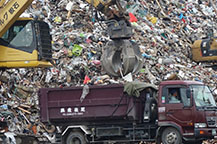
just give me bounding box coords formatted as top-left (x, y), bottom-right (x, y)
top-left (212, 129), bottom-right (216, 136)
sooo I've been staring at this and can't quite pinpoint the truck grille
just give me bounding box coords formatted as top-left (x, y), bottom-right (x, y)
top-left (206, 117), bottom-right (217, 127)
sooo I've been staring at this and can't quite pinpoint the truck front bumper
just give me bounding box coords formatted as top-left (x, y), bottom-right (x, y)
top-left (195, 128), bottom-right (217, 139)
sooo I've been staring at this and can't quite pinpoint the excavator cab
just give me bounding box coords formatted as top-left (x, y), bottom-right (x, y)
top-left (192, 37), bottom-right (217, 62)
top-left (191, 36), bottom-right (217, 70)
top-left (0, 18), bottom-right (52, 68)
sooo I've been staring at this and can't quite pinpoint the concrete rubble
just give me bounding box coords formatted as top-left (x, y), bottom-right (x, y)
top-left (0, 0), bottom-right (216, 143)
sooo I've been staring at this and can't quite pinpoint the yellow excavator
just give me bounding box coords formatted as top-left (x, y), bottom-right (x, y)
top-left (0, 0), bottom-right (53, 68)
top-left (191, 36), bottom-right (217, 69)
top-left (0, 0), bottom-right (143, 77)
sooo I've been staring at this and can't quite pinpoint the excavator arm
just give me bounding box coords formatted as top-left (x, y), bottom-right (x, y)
top-left (85, 0), bottom-right (143, 77)
top-left (85, 0), bottom-right (124, 20)
top-left (0, 0), bottom-right (33, 37)
top-left (85, 0), bottom-right (113, 13)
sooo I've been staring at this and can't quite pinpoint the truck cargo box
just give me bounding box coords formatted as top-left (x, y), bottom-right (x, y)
top-left (39, 84), bottom-right (147, 125)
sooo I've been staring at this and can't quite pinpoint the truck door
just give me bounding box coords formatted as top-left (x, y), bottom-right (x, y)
top-left (163, 86), bottom-right (194, 134)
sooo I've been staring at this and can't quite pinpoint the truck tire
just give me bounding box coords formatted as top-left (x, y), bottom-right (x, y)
top-left (161, 127), bottom-right (182, 144)
top-left (66, 131), bottom-right (86, 144)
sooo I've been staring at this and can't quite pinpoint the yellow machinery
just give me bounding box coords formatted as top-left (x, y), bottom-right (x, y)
top-left (192, 37), bottom-right (217, 65)
top-left (0, 17), bottom-right (53, 68)
top-left (0, 0), bottom-right (53, 68)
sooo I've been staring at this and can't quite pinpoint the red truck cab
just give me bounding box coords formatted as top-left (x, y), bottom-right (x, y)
top-left (157, 80), bottom-right (217, 143)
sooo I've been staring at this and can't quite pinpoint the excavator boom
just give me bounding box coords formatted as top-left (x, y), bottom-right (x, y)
top-left (85, 0), bottom-right (112, 10)
top-left (0, 0), bottom-right (33, 37)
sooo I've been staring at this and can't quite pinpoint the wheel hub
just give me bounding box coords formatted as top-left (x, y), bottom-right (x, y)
top-left (166, 132), bottom-right (177, 144)
top-left (72, 137), bottom-right (81, 144)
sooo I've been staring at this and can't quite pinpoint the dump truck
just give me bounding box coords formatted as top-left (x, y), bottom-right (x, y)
top-left (39, 80), bottom-right (217, 144)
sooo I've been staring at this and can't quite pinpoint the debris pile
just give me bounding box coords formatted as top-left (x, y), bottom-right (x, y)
top-left (0, 0), bottom-right (216, 143)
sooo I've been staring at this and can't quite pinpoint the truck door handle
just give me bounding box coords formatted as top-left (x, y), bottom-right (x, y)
top-left (167, 111), bottom-right (174, 114)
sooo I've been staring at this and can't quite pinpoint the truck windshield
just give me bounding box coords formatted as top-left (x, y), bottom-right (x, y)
top-left (191, 85), bottom-right (216, 107)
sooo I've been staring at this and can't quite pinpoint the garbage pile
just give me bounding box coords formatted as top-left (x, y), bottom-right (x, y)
top-left (0, 0), bottom-right (217, 142)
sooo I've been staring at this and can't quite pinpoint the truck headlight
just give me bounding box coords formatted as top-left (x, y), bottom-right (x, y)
top-left (194, 123), bottom-right (207, 128)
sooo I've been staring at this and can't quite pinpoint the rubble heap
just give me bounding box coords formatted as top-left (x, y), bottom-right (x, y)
top-left (0, 0), bottom-right (216, 142)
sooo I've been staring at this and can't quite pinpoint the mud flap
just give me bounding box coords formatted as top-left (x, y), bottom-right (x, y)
top-left (101, 39), bottom-right (143, 77)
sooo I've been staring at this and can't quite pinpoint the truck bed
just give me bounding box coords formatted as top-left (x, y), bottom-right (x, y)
top-left (39, 84), bottom-right (144, 125)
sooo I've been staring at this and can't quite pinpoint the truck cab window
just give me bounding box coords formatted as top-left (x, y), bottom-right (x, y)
top-left (192, 85), bottom-right (216, 107)
top-left (180, 88), bottom-right (190, 107)
top-left (168, 88), bottom-right (181, 103)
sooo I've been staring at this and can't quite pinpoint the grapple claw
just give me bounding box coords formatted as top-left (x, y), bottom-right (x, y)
top-left (101, 40), bottom-right (143, 77)
top-left (122, 41), bottom-right (143, 75)
top-left (101, 41), bottom-right (121, 77)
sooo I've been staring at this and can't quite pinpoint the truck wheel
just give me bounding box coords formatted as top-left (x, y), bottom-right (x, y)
top-left (161, 127), bottom-right (181, 144)
top-left (66, 132), bottom-right (86, 144)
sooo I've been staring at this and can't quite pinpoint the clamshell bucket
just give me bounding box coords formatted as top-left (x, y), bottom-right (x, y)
top-left (101, 39), bottom-right (143, 77)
